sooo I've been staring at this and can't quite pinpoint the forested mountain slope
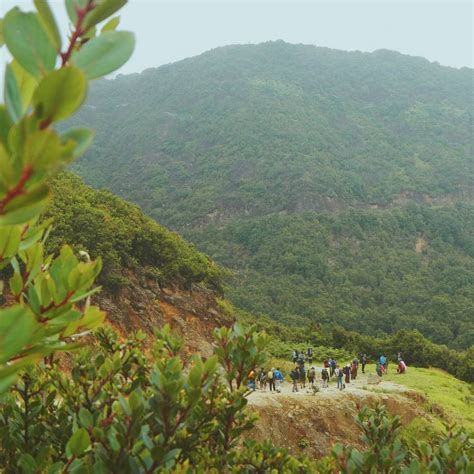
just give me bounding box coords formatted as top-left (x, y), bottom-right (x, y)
top-left (42, 174), bottom-right (228, 353)
top-left (70, 42), bottom-right (474, 348)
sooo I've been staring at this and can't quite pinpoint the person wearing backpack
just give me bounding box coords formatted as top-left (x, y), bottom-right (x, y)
top-left (351, 358), bottom-right (359, 380)
top-left (258, 368), bottom-right (267, 391)
top-left (247, 369), bottom-right (256, 391)
top-left (308, 366), bottom-right (316, 386)
top-left (299, 365), bottom-right (306, 389)
top-left (361, 354), bottom-right (368, 374)
top-left (290, 366), bottom-right (299, 392)
top-left (336, 365), bottom-right (344, 390)
top-left (274, 367), bottom-right (284, 392)
top-left (321, 367), bottom-right (329, 388)
top-left (267, 368), bottom-right (275, 392)
top-left (330, 358), bottom-right (337, 377)
top-left (307, 348), bottom-right (314, 364)
top-left (343, 364), bottom-right (351, 384)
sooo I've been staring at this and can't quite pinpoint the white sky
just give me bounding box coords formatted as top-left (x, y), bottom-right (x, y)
top-left (1, 0), bottom-right (473, 83)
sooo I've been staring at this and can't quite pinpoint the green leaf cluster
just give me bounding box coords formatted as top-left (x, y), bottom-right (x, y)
top-left (0, 0), bottom-right (134, 389)
top-left (0, 324), bottom-right (315, 472)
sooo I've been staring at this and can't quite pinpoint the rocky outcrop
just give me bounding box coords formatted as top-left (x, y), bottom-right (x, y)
top-left (93, 269), bottom-right (232, 357)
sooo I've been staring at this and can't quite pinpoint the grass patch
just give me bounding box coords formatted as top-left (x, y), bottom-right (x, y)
top-left (372, 364), bottom-right (474, 432)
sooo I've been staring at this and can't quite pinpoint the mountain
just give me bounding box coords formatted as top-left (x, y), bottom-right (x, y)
top-left (69, 41), bottom-right (474, 348)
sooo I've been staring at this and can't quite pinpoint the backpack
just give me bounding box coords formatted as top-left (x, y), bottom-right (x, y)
top-left (322, 369), bottom-right (329, 380)
top-left (267, 370), bottom-right (274, 380)
top-left (309, 369), bottom-right (316, 379)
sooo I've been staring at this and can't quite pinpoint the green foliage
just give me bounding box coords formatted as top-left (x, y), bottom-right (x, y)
top-left (194, 204), bottom-right (474, 350)
top-left (68, 42), bottom-right (473, 350)
top-left (0, 324), bottom-right (472, 472)
top-left (44, 172), bottom-right (224, 292)
top-left (72, 31), bottom-right (135, 79)
top-left (0, 324), bottom-right (314, 472)
top-left (333, 405), bottom-right (474, 473)
top-left (0, 0), bottom-right (133, 388)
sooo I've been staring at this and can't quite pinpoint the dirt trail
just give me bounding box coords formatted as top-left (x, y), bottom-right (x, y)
top-left (248, 372), bottom-right (407, 405)
top-left (247, 373), bottom-right (427, 457)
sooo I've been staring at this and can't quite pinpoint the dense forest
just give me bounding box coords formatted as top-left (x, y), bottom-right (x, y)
top-left (191, 204), bottom-right (474, 349)
top-left (45, 173), bottom-right (223, 293)
top-left (69, 42), bottom-right (473, 348)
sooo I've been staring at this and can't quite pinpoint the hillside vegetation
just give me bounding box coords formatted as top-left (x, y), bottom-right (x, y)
top-left (45, 173), bottom-right (223, 292)
top-left (70, 42), bottom-right (474, 348)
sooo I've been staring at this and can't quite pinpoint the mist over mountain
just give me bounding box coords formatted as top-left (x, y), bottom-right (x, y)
top-left (71, 41), bottom-right (474, 348)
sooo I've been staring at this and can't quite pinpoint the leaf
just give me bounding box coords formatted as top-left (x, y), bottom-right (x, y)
top-left (72, 31), bottom-right (135, 80)
top-left (4, 64), bottom-right (21, 122)
top-left (4, 63), bottom-right (22, 122)
top-left (0, 106), bottom-right (12, 149)
top-left (0, 225), bottom-right (21, 259)
top-left (101, 16), bottom-right (120, 33)
top-left (61, 127), bottom-right (94, 158)
top-left (33, 66), bottom-right (87, 123)
top-left (24, 129), bottom-right (64, 169)
top-left (0, 18), bottom-right (4, 47)
top-left (3, 8), bottom-right (56, 77)
top-left (34, 0), bottom-right (62, 51)
top-left (11, 60), bottom-right (37, 114)
top-left (83, 0), bottom-right (127, 30)
top-left (78, 407), bottom-right (93, 428)
top-left (65, 0), bottom-right (88, 24)
top-left (66, 428), bottom-right (90, 457)
top-left (0, 184), bottom-right (50, 226)
top-left (0, 306), bottom-right (39, 364)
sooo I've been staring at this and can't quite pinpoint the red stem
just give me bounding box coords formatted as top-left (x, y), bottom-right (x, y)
top-left (61, 2), bottom-right (96, 66)
top-left (0, 166), bottom-right (33, 214)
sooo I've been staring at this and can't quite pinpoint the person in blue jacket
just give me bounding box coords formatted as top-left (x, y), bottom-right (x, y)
top-left (379, 355), bottom-right (387, 374)
top-left (273, 367), bottom-right (284, 392)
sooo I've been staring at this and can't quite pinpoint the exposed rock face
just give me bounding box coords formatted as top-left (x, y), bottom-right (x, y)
top-left (93, 269), bottom-right (232, 357)
top-left (247, 389), bottom-right (430, 457)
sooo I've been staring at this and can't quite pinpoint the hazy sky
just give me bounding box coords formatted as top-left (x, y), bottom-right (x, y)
top-left (1, 0), bottom-right (473, 80)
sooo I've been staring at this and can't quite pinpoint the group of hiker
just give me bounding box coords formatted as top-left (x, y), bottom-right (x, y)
top-left (247, 367), bottom-right (284, 392)
top-left (376, 352), bottom-right (407, 376)
top-left (247, 349), bottom-right (407, 392)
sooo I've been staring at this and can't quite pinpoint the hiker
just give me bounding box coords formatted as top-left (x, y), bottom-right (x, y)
top-left (247, 369), bottom-right (256, 391)
top-left (397, 352), bottom-right (402, 362)
top-left (336, 365), bottom-right (344, 390)
top-left (351, 358), bottom-right (359, 380)
top-left (379, 355), bottom-right (387, 373)
top-left (297, 352), bottom-right (305, 368)
top-left (307, 348), bottom-right (314, 364)
top-left (258, 368), bottom-right (267, 391)
top-left (299, 365), bottom-right (306, 389)
top-left (308, 366), bottom-right (316, 386)
top-left (376, 363), bottom-right (383, 377)
top-left (361, 354), bottom-right (367, 373)
top-left (274, 367), bottom-right (284, 392)
top-left (267, 368), bottom-right (276, 392)
top-left (290, 366), bottom-right (299, 392)
top-left (321, 367), bottom-right (329, 388)
top-left (329, 358), bottom-right (337, 377)
top-left (323, 358), bottom-right (329, 370)
top-left (292, 350), bottom-right (299, 363)
top-left (343, 364), bottom-right (351, 384)
top-left (397, 360), bottom-right (407, 374)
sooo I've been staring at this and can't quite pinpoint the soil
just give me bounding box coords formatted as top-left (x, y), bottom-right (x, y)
top-left (93, 269), bottom-right (232, 357)
top-left (247, 372), bottom-right (430, 457)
